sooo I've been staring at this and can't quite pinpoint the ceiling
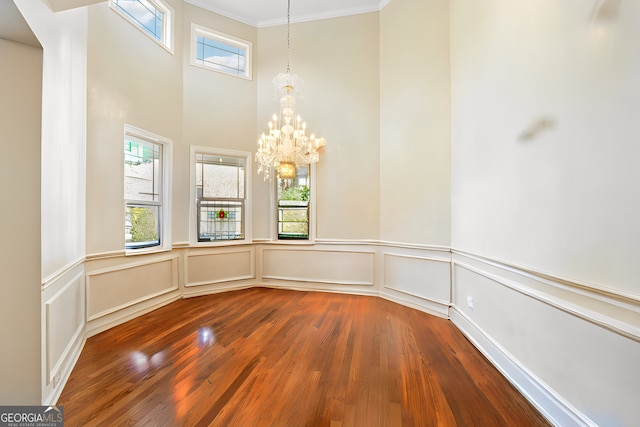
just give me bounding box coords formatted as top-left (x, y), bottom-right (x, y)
top-left (0, 0), bottom-right (388, 48)
top-left (0, 0), bottom-right (40, 47)
top-left (186, 0), bottom-right (389, 27)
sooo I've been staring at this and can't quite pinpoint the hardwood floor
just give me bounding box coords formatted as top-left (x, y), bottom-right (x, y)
top-left (58, 287), bottom-right (550, 426)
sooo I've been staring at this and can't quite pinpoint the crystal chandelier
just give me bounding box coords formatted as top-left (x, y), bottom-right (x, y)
top-left (256, 0), bottom-right (326, 180)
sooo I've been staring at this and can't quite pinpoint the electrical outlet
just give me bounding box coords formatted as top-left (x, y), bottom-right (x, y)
top-left (467, 296), bottom-right (474, 310)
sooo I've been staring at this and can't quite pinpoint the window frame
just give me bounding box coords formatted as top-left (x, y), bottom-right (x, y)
top-left (124, 124), bottom-right (173, 254)
top-left (110, 0), bottom-right (175, 54)
top-left (190, 23), bottom-right (253, 80)
top-left (272, 163), bottom-right (317, 243)
top-left (189, 146), bottom-right (252, 246)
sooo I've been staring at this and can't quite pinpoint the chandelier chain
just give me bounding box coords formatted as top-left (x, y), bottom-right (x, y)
top-left (287, 0), bottom-right (291, 73)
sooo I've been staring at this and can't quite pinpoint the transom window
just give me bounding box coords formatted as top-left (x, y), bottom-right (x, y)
top-left (190, 24), bottom-right (252, 80)
top-left (110, 0), bottom-right (174, 53)
top-left (191, 147), bottom-right (252, 243)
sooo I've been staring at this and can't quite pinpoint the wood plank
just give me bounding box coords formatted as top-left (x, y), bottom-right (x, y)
top-left (57, 287), bottom-right (551, 426)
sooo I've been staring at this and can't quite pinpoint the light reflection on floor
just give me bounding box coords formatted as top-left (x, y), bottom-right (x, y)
top-left (172, 326), bottom-right (216, 420)
top-left (128, 350), bottom-right (166, 373)
top-left (125, 326), bottom-right (218, 420)
top-left (198, 326), bottom-right (215, 347)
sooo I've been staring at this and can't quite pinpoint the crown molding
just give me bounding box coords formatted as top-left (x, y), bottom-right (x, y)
top-left (185, 0), bottom-right (391, 28)
top-left (257, 4), bottom-right (382, 28)
top-left (185, 0), bottom-right (258, 26)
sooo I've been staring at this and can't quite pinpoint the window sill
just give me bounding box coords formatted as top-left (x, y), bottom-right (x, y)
top-left (257, 239), bottom-right (316, 246)
top-left (125, 246), bottom-right (172, 257)
top-left (188, 239), bottom-right (254, 248)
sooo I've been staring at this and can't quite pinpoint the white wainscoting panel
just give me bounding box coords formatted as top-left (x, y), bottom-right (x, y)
top-left (185, 247), bottom-right (255, 287)
top-left (42, 262), bottom-right (86, 405)
top-left (45, 271), bottom-right (85, 384)
top-left (86, 255), bottom-right (179, 321)
top-left (383, 253), bottom-right (450, 305)
top-left (262, 248), bottom-right (375, 286)
top-left (449, 307), bottom-right (589, 427)
top-left (451, 255), bottom-right (640, 427)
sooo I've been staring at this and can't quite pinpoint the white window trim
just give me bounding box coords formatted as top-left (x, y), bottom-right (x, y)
top-left (271, 163), bottom-right (317, 244)
top-left (109, 0), bottom-right (175, 55)
top-left (124, 124), bottom-right (173, 255)
top-left (190, 23), bottom-right (253, 80)
top-left (189, 146), bottom-right (253, 246)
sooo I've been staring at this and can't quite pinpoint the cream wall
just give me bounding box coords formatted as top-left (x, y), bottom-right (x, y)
top-left (86, 0), bottom-right (184, 254)
top-left (0, 38), bottom-right (42, 404)
top-left (379, 0), bottom-right (450, 246)
top-left (450, 0), bottom-right (640, 296)
top-left (182, 3), bottom-right (257, 243)
top-left (257, 13), bottom-right (381, 240)
top-left (85, 1), bottom-right (259, 249)
top-left (86, 5), bottom-right (380, 248)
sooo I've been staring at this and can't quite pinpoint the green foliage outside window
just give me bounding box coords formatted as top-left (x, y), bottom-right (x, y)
top-left (279, 185), bottom-right (309, 202)
top-left (130, 207), bottom-right (158, 243)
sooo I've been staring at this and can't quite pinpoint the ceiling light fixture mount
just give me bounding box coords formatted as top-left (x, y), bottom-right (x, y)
top-left (255, 0), bottom-right (326, 180)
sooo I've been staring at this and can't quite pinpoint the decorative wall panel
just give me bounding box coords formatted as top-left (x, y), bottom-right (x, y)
top-left (86, 255), bottom-right (178, 320)
top-left (383, 253), bottom-right (450, 304)
top-left (185, 248), bottom-right (255, 287)
top-left (262, 248), bottom-right (375, 286)
top-left (45, 271), bottom-right (84, 384)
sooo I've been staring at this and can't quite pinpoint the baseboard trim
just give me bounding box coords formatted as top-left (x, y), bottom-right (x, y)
top-left (182, 283), bottom-right (256, 298)
top-left (379, 289), bottom-right (449, 319)
top-left (183, 283), bottom-right (380, 299)
top-left (261, 275), bottom-right (375, 287)
top-left (449, 306), bottom-right (596, 427)
top-left (261, 283), bottom-right (379, 297)
top-left (86, 294), bottom-right (182, 338)
top-left (47, 335), bottom-right (85, 406)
